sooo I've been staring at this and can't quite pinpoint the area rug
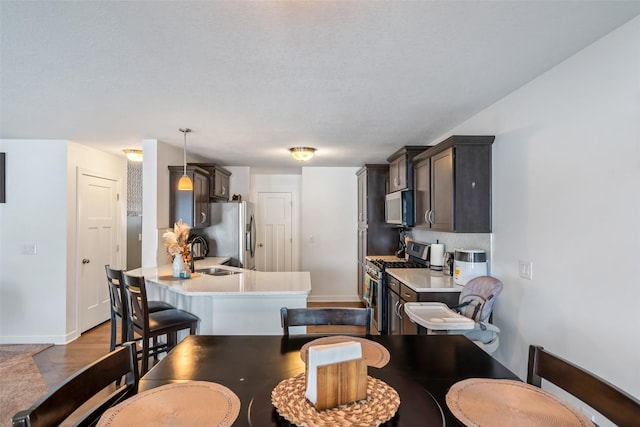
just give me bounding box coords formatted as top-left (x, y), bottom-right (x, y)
top-left (0, 344), bottom-right (52, 426)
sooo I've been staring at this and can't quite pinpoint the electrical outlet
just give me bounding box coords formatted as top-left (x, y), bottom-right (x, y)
top-left (519, 260), bottom-right (533, 279)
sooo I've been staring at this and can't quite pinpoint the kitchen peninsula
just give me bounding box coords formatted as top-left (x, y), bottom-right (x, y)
top-left (127, 258), bottom-right (311, 335)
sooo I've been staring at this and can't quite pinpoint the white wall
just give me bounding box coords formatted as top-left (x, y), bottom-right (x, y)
top-left (301, 168), bottom-right (359, 301)
top-left (141, 139), bottom-right (185, 267)
top-left (226, 166), bottom-right (250, 200)
top-left (0, 140), bottom-right (126, 344)
top-left (434, 15), bottom-right (640, 404)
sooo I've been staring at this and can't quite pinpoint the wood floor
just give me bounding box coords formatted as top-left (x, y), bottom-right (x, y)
top-left (33, 301), bottom-right (365, 389)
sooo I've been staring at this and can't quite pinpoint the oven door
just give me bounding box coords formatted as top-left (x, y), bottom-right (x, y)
top-left (364, 271), bottom-right (383, 334)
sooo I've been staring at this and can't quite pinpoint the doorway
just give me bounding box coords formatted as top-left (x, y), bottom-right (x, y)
top-left (78, 171), bottom-right (119, 332)
top-left (256, 192), bottom-right (293, 271)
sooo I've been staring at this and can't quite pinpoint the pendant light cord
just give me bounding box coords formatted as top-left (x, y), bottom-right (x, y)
top-left (179, 128), bottom-right (191, 175)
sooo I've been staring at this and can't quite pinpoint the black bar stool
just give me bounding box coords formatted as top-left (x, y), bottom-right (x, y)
top-left (105, 266), bottom-right (174, 351)
top-left (122, 272), bottom-right (199, 375)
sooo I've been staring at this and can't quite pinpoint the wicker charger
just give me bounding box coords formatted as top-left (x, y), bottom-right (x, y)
top-left (271, 373), bottom-right (400, 427)
top-left (299, 336), bottom-right (391, 368)
top-left (446, 378), bottom-right (593, 427)
top-left (97, 381), bottom-right (240, 426)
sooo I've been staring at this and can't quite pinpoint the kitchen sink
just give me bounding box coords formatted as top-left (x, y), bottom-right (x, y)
top-left (196, 267), bottom-right (241, 276)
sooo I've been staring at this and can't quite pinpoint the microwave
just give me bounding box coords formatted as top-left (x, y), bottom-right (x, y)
top-left (385, 190), bottom-right (414, 227)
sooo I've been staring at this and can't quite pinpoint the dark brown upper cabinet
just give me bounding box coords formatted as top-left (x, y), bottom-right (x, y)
top-left (413, 135), bottom-right (494, 233)
top-left (188, 163), bottom-right (231, 201)
top-left (386, 146), bottom-right (427, 193)
top-left (168, 165), bottom-right (210, 229)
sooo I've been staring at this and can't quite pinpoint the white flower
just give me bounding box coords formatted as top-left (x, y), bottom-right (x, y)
top-left (163, 219), bottom-right (191, 257)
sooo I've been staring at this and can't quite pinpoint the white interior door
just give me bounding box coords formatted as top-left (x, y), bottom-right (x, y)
top-left (257, 192), bottom-right (292, 272)
top-left (78, 172), bottom-right (118, 332)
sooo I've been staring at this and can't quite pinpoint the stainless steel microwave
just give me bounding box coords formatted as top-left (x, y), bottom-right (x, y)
top-left (385, 190), bottom-right (414, 227)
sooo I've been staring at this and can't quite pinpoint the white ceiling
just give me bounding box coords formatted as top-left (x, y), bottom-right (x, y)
top-left (2, 1), bottom-right (639, 168)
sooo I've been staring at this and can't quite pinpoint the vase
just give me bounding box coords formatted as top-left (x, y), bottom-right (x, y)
top-left (172, 255), bottom-right (182, 277)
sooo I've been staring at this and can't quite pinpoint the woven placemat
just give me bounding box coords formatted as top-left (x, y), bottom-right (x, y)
top-left (271, 374), bottom-right (400, 427)
top-left (446, 378), bottom-right (594, 427)
top-left (300, 336), bottom-right (391, 368)
top-left (97, 381), bottom-right (240, 426)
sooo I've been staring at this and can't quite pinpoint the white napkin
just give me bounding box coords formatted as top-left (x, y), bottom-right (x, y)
top-left (305, 341), bottom-right (363, 404)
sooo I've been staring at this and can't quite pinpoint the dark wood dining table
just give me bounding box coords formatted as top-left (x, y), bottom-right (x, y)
top-left (138, 334), bottom-right (519, 426)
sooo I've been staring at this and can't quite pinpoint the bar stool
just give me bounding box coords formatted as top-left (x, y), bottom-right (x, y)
top-left (122, 272), bottom-right (199, 375)
top-left (105, 266), bottom-right (174, 351)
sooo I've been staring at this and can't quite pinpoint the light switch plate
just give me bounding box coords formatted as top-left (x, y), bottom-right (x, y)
top-left (21, 243), bottom-right (37, 255)
top-left (519, 260), bottom-right (533, 279)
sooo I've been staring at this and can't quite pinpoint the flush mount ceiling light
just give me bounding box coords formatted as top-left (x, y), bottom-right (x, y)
top-left (123, 149), bottom-right (143, 162)
top-left (289, 147), bottom-right (316, 162)
top-left (178, 128), bottom-right (193, 191)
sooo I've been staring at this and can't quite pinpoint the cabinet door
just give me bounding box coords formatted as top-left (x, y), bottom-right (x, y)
top-left (214, 169), bottom-right (229, 200)
top-left (400, 284), bottom-right (418, 335)
top-left (194, 171), bottom-right (210, 227)
top-left (387, 289), bottom-right (401, 335)
top-left (357, 172), bottom-right (367, 225)
top-left (430, 148), bottom-right (454, 231)
top-left (389, 157), bottom-right (406, 192)
top-left (414, 159), bottom-right (430, 227)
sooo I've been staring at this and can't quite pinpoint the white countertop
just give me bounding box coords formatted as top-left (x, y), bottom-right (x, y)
top-left (127, 257), bottom-right (311, 296)
top-left (386, 268), bottom-right (461, 293)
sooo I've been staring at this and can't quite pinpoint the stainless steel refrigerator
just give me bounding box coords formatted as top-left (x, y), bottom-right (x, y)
top-left (203, 201), bottom-right (256, 269)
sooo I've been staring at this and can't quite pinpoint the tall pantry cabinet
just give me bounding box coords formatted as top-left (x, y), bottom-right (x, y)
top-left (356, 165), bottom-right (397, 300)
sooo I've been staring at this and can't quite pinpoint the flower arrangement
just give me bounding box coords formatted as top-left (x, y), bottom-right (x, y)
top-left (162, 219), bottom-right (191, 262)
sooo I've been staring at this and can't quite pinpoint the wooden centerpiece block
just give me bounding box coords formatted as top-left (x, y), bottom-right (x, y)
top-left (314, 358), bottom-right (368, 410)
top-left (304, 341), bottom-right (368, 411)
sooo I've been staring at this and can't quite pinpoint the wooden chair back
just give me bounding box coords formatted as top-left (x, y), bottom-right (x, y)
top-left (121, 273), bottom-right (150, 337)
top-left (105, 265), bottom-right (130, 350)
top-left (527, 345), bottom-right (640, 426)
top-left (280, 307), bottom-right (372, 336)
top-left (12, 342), bottom-right (138, 427)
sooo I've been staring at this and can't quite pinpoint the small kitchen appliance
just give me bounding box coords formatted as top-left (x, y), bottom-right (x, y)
top-left (454, 249), bottom-right (487, 286)
top-left (188, 235), bottom-right (209, 260)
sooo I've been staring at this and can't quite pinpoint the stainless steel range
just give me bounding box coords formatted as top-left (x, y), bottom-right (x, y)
top-left (364, 241), bottom-right (431, 334)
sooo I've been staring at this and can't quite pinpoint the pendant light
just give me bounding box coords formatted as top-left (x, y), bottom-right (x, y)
top-left (289, 147), bottom-right (316, 161)
top-left (178, 128), bottom-right (193, 191)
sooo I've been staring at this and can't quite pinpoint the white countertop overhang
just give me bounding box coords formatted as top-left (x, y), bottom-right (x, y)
top-left (127, 257), bottom-right (311, 297)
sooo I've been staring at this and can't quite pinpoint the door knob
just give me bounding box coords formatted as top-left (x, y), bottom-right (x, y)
top-left (82, 258), bottom-right (90, 264)
top-left (258, 243), bottom-right (264, 247)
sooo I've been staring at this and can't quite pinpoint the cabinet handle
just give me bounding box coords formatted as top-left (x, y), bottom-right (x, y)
top-left (82, 258), bottom-right (90, 264)
top-left (221, 186), bottom-right (226, 195)
top-left (428, 210), bottom-right (434, 224)
top-left (403, 292), bottom-right (411, 299)
top-left (398, 302), bottom-right (404, 319)
top-left (394, 176), bottom-right (399, 187)
top-left (424, 210), bottom-right (429, 224)
top-left (200, 212), bottom-right (207, 224)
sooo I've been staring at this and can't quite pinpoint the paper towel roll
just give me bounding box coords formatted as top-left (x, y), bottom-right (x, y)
top-left (430, 244), bottom-right (444, 270)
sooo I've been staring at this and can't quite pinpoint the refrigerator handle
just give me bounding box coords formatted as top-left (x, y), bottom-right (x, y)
top-left (248, 214), bottom-right (256, 257)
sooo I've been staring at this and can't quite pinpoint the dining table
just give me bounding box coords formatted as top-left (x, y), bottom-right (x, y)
top-left (132, 333), bottom-right (519, 426)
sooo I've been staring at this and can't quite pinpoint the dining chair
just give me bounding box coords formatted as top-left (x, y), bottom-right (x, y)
top-left (12, 342), bottom-right (138, 427)
top-left (280, 307), bottom-right (372, 336)
top-left (122, 272), bottom-right (199, 375)
top-left (527, 344), bottom-right (640, 426)
top-left (105, 266), bottom-right (175, 351)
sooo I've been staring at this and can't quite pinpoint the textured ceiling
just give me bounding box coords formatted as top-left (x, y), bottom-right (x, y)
top-left (2, 1), bottom-right (639, 168)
